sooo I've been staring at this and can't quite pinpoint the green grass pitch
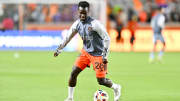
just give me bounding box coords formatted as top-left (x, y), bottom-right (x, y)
top-left (0, 51), bottom-right (180, 101)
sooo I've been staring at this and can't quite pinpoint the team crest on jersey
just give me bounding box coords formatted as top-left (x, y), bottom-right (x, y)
top-left (88, 27), bottom-right (93, 32)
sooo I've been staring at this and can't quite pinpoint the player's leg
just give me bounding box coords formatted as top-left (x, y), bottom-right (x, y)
top-left (162, 41), bottom-right (166, 52)
top-left (65, 52), bottom-right (90, 101)
top-left (116, 24), bottom-right (124, 43)
top-left (97, 77), bottom-right (112, 87)
top-left (130, 34), bottom-right (135, 51)
top-left (65, 66), bottom-right (82, 101)
top-left (97, 78), bottom-right (121, 101)
top-left (69, 66), bottom-right (82, 87)
top-left (158, 35), bottom-right (166, 61)
top-left (149, 34), bottom-right (157, 63)
top-left (92, 56), bottom-right (121, 101)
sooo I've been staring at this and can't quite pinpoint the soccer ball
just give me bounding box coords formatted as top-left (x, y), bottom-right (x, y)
top-left (94, 90), bottom-right (109, 101)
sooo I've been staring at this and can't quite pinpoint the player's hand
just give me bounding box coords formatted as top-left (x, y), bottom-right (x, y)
top-left (54, 49), bottom-right (62, 57)
top-left (103, 58), bottom-right (108, 64)
top-left (54, 52), bottom-right (59, 57)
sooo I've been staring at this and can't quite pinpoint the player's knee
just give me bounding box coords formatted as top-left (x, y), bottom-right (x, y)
top-left (97, 78), bottom-right (106, 85)
top-left (98, 80), bottom-right (106, 85)
top-left (97, 78), bottom-right (113, 88)
top-left (69, 73), bottom-right (77, 83)
top-left (70, 66), bottom-right (82, 79)
top-left (69, 80), bottom-right (76, 87)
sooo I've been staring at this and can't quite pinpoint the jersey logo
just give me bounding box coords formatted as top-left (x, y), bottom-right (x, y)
top-left (88, 27), bottom-right (93, 32)
top-left (82, 35), bottom-right (93, 41)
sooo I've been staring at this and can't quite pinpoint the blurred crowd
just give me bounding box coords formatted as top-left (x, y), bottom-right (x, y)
top-left (0, 4), bottom-right (78, 30)
top-left (0, 0), bottom-right (180, 30)
top-left (108, 0), bottom-right (180, 24)
top-left (106, 0), bottom-right (180, 44)
top-left (23, 4), bottom-right (78, 23)
top-left (0, 4), bottom-right (18, 30)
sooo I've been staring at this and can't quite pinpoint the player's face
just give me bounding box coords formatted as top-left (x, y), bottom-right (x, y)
top-left (161, 8), bottom-right (165, 13)
top-left (78, 7), bottom-right (89, 22)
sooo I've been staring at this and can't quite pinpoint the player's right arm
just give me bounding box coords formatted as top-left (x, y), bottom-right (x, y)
top-left (54, 20), bottom-right (79, 57)
top-left (158, 15), bottom-right (165, 28)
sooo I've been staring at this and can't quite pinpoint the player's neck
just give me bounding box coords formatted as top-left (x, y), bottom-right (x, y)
top-left (80, 16), bottom-right (90, 23)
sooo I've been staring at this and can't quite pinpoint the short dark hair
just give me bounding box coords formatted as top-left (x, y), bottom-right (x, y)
top-left (78, 1), bottom-right (89, 9)
top-left (155, 5), bottom-right (163, 11)
top-left (157, 6), bottom-right (162, 10)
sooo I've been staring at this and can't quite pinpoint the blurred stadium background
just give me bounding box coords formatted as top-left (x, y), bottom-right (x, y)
top-left (0, 0), bottom-right (180, 101)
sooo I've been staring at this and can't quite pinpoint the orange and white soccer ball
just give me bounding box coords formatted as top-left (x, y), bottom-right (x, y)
top-left (94, 90), bottom-right (109, 101)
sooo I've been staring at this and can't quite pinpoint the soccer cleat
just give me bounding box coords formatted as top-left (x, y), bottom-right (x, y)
top-left (64, 98), bottom-right (74, 101)
top-left (114, 84), bottom-right (121, 101)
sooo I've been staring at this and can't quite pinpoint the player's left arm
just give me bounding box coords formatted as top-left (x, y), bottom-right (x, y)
top-left (92, 20), bottom-right (110, 63)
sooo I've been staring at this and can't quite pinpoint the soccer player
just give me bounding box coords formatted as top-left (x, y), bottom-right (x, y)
top-left (149, 6), bottom-right (166, 62)
top-left (127, 15), bottom-right (138, 51)
top-left (54, 1), bottom-right (121, 101)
